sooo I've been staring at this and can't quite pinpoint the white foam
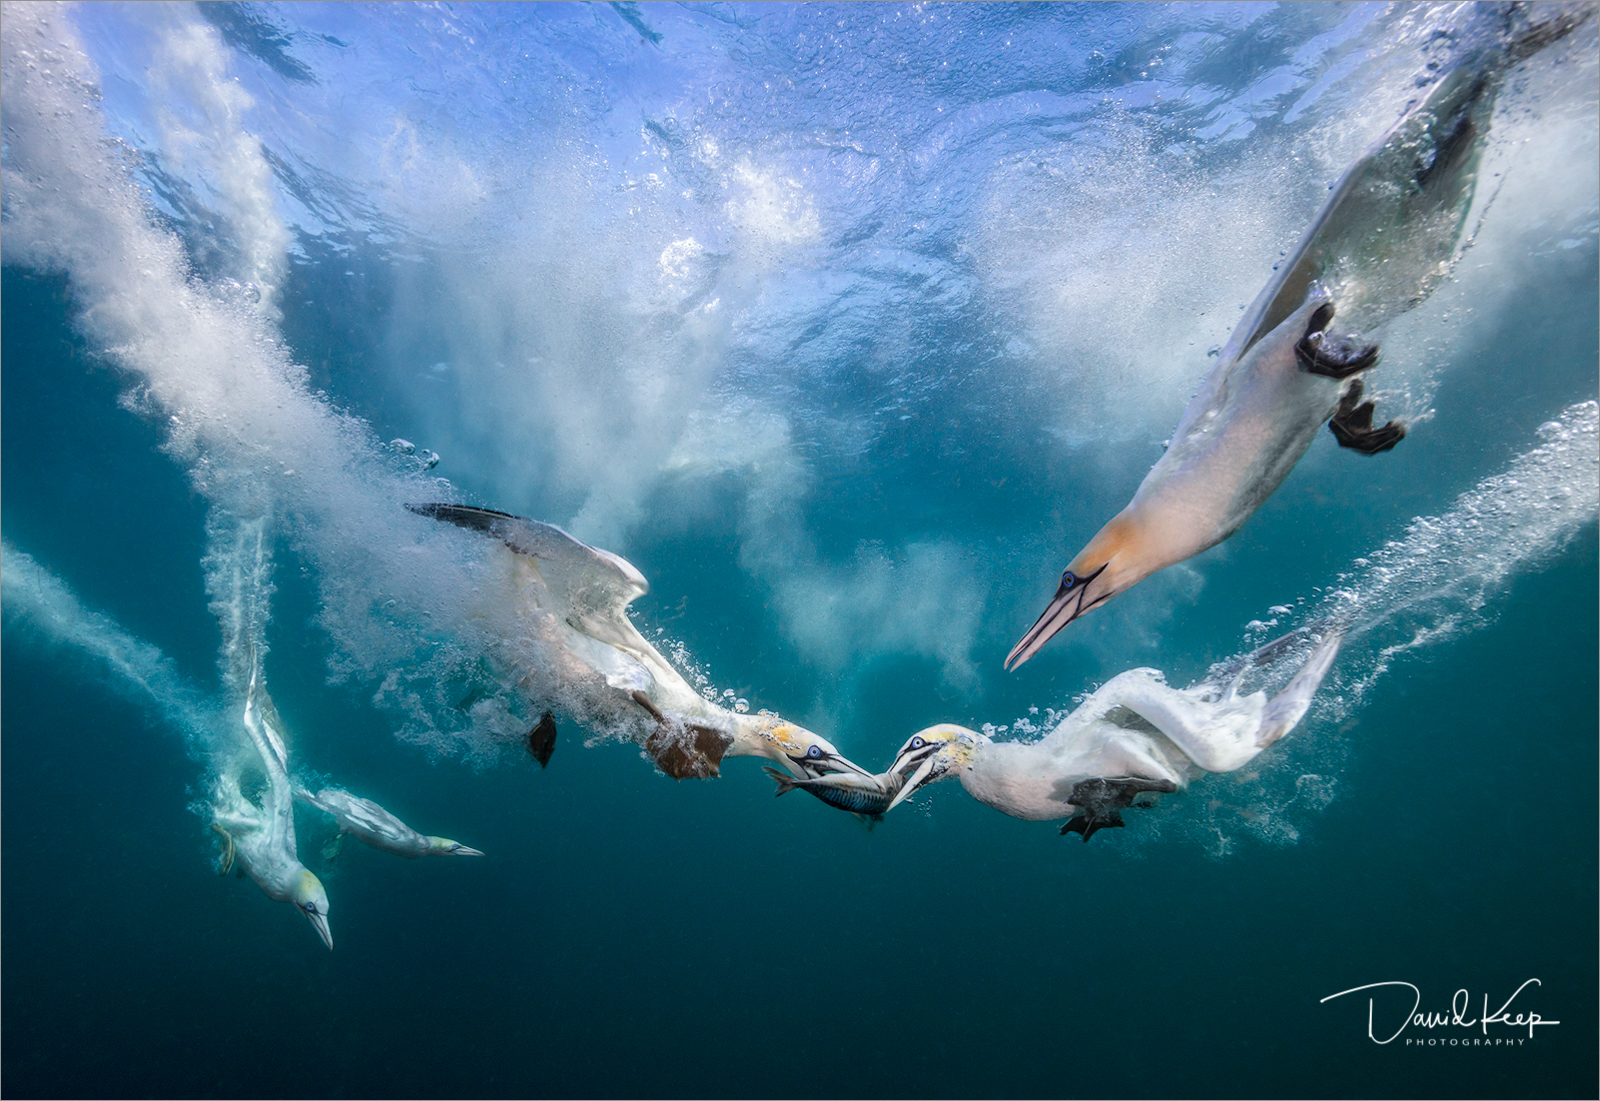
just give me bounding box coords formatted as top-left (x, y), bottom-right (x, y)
top-left (144, 7), bottom-right (290, 315)
top-left (0, 4), bottom-right (704, 762)
top-left (5, 1), bottom-right (1594, 785)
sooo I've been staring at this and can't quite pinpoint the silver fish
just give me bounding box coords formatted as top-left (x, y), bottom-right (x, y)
top-left (763, 766), bottom-right (903, 820)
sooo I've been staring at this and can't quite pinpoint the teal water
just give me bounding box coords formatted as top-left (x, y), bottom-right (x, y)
top-left (3, 3), bottom-right (1596, 1097)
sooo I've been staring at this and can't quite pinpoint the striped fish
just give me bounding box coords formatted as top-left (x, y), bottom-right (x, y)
top-left (763, 767), bottom-right (902, 821)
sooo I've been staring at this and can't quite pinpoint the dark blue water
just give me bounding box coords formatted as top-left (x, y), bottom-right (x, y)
top-left (4, 4), bottom-right (1596, 1097)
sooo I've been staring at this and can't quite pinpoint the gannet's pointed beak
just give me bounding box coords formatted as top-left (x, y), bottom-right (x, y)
top-left (882, 725), bottom-right (983, 811)
top-left (306, 908), bottom-right (333, 950)
top-left (1006, 561), bottom-right (1112, 671)
top-left (885, 755), bottom-right (938, 813)
top-left (429, 837), bottom-right (484, 856)
top-left (294, 869), bottom-right (333, 950)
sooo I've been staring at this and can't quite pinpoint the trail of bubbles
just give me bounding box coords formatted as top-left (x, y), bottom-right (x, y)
top-left (1316, 399), bottom-right (1599, 700)
top-left (1, 3), bottom-right (688, 763)
top-left (1, 542), bottom-right (222, 756)
top-left (205, 511), bottom-right (276, 706)
top-left (1184, 400), bottom-right (1598, 854)
top-left (2, 528), bottom-right (298, 790)
top-left (145, 5), bottom-right (290, 315)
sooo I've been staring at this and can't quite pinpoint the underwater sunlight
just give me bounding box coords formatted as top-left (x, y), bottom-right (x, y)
top-left (3, 3), bottom-right (1595, 1097)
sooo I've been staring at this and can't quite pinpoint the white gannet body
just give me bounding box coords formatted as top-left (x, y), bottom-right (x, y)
top-left (412, 504), bottom-right (873, 783)
top-left (1006, 6), bottom-right (1589, 670)
top-left (211, 668), bottom-right (332, 948)
top-left (296, 787), bottom-right (484, 858)
top-left (890, 632), bottom-right (1341, 839)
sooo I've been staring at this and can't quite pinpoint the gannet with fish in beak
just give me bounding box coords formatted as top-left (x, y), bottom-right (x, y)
top-left (411, 503), bottom-right (875, 786)
top-left (876, 631), bottom-right (1341, 839)
top-left (1007, 4), bottom-right (1590, 669)
top-left (296, 786), bottom-right (484, 858)
top-left (211, 663), bottom-right (333, 948)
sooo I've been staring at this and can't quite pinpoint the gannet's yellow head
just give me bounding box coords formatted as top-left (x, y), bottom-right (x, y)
top-left (292, 869), bottom-right (333, 950)
top-left (884, 724), bottom-right (987, 811)
top-left (427, 836), bottom-right (485, 856)
top-left (757, 718), bottom-right (875, 781)
top-left (1007, 513), bottom-right (1148, 671)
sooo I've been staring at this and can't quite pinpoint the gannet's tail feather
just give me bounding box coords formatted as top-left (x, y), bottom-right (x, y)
top-left (1257, 632), bottom-right (1343, 749)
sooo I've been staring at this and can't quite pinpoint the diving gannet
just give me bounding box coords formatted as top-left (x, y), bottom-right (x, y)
top-left (296, 786), bottom-right (484, 858)
top-left (1007, 5), bottom-right (1589, 670)
top-left (883, 631), bottom-right (1341, 839)
top-left (411, 503), bottom-right (875, 785)
top-left (211, 665), bottom-right (333, 948)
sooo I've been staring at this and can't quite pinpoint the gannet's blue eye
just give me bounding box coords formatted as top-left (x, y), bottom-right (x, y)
top-left (1061, 570), bottom-right (1078, 589)
top-left (807, 745), bottom-right (823, 758)
top-left (911, 737), bottom-right (925, 750)
top-left (302, 902), bottom-right (317, 913)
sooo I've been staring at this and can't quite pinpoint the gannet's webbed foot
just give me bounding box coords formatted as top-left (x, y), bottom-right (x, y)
top-left (321, 833), bottom-right (345, 863)
top-left (211, 824), bottom-right (236, 876)
top-left (629, 689), bottom-right (727, 780)
top-left (1061, 808), bottom-right (1125, 840)
top-left (526, 710), bottom-right (557, 768)
top-left (645, 720), bottom-right (732, 780)
top-left (1328, 377), bottom-right (1406, 454)
top-left (1060, 776), bottom-right (1178, 842)
top-left (1295, 303), bottom-right (1379, 380)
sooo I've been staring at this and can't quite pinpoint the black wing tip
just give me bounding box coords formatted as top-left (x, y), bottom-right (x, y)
top-left (407, 501), bottom-right (522, 524)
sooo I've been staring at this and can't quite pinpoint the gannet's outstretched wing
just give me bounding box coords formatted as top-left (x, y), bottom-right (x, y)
top-left (1256, 631), bottom-right (1342, 747)
top-left (297, 786), bottom-right (408, 837)
top-left (412, 503), bottom-right (868, 783)
top-left (1225, 6), bottom-right (1589, 363)
top-left (1094, 632), bottom-right (1342, 773)
top-left (408, 503), bottom-right (647, 645)
top-left (296, 785), bottom-right (484, 857)
top-left (410, 502), bottom-right (705, 713)
top-left (245, 664), bottom-right (291, 777)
